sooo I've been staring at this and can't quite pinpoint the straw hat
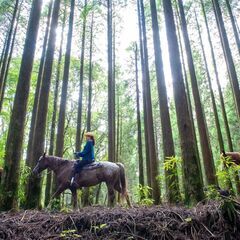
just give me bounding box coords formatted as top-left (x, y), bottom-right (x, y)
top-left (84, 132), bottom-right (94, 137)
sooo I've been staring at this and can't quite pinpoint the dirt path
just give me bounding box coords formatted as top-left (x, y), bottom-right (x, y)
top-left (0, 201), bottom-right (239, 239)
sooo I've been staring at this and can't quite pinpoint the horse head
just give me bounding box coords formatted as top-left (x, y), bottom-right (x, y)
top-left (33, 152), bottom-right (48, 175)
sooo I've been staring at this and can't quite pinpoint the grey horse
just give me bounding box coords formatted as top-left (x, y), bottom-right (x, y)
top-left (33, 153), bottom-right (131, 209)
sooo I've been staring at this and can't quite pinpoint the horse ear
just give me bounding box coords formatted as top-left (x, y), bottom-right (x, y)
top-left (43, 152), bottom-right (46, 158)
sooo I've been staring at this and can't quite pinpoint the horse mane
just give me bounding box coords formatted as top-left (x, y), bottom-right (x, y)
top-left (48, 155), bottom-right (73, 166)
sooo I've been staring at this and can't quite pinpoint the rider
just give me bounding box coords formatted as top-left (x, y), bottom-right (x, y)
top-left (70, 132), bottom-right (95, 186)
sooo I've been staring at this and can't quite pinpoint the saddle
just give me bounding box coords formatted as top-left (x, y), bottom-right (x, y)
top-left (82, 162), bottom-right (103, 170)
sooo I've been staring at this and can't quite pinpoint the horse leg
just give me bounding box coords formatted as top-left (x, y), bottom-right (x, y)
top-left (125, 193), bottom-right (132, 207)
top-left (114, 181), bottom-right (131, 207)
top-left (114, 181), bottom-right (122, 205)
top-left (107, 184), bottom-right (115, 207)
top-left (47, 184), bottom-right (65, 209)
top-left (70, 188), bottom-right (78, 210)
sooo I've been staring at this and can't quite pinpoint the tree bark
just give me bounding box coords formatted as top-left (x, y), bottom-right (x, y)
top-left (45, 2), bottom-right (67, 207)
top-left (0, 0), bottom-right (43, 211)
top-left (178, 0), bottom-right (217, 186)
top-left (0, 35), bottom-right (8, 73)
top-left (138, 0), bottom-right (161, 204)
top-left (150, 0), bottom-right (180, 203)
top-left (195, 11), bottom-right (224, 152)
top-left (162, 0), bottom-right (204, 205)
top-left (0, 0), bottom-right (19, 102)
top-left (113, 18), bottom-right (116, 163)
top-left (107, 0), bottom-right (115, 163)
top-left (76, 0), bottom-right (87, 152)
top-left (84, 14), bottom-right (94, 203)
top-left (200, 0), bottom-right (233, 152)
top-left (25, 0), bottom-right (61, 209)
top-left (195, 10), bottom-right (240, 192)
top-left (87, 11), bottom-right (94, 132)
top-left (212, 0), bottom-right (240, 121)
top-left (116, 94), bottom-right (120, 163)
top-left (135, 44), bottom-right (144, 188)
top-left (137, 0), bottom-right (151, 188)
top-left (225, 0), bottom-right (240, 55)
top-left (55, 0), bottom-right (75, 158)
top-left (50, 0), bottom-right (75, 204)
top-left (175, 9), bottom-right (200, 161)
top-left (25, 0), bottom-right (53, 169)
top-left (0, 0), bottom-right (23, 112)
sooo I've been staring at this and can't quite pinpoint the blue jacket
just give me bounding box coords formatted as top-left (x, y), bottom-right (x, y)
top-left (75, 140), bottom-right (95, 162)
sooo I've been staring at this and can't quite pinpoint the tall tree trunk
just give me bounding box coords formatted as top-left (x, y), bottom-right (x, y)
top-left (0, 0), bottom-right (43, 211)
top-left (0, 0), bottom-right (23, 112)
top-left (0, 36), bottom-right (8, 73)
top-left (138, 0), bottom-right (160, 204)
top-left (45, 2), bottom-right (66, 207)
top-left (54, 0), bottom-right (75, 201)
top-left (113, 19), bottom-right (116, 163)
top-left (178, 0), bottom-right (217, 186)
top-left (201, 0), bottom-right (236, 191)
top-left (195, 11), bottom-right (240, 191)
top-left (116, 94), bottom-right (120, 163)
top-left (137, 0), bottom-right (151, 188)
top-left (224, 0), bottom-right (240, 192)
top-left (162, 0), bottom-right (204, 205)
top-left (107, 0), bottom-right (115, 163)
top-left (212, 0), bottom-right (240, 121)
top-left (175, 9), bottom-right (200, 161)
top-left (25, 0), bottom-right (53, 169)
top-left (55, 0), bottom-right (75, 158)
top-left (225, 0), bottom-right (240, 55)
top-left (0, 0), bottom-right (19, 102)
top-left (195, 11), bottom-right (224, 152)
top-left (150, 0), bottom-right (180, 203)
top-left (235, 15), bottom-right (240, 35)
top-left (82, 11), bottom-right (94, 207)
top-left (87, 12), bottom-right (94, 132)
top-left (135, 44), bottom-right (144, 188)
top-left (25, 0), bottom-right (61, 209)
top-left (76, 0), bottom-right (87, 152)
top-left (119, 112), bottom-right (123, 159)
top-left (200, 0), bottom-right (233, 152)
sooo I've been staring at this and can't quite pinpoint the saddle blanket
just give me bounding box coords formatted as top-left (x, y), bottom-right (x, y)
top-left (82, 162), bottom-right (103, 170)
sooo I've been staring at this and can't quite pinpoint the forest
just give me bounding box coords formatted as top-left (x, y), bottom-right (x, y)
top-left (0, 0), bottom-right (240, 239)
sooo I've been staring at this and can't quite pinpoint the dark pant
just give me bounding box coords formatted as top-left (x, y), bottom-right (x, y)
top-left (72, 159), bottom-right (94, 176)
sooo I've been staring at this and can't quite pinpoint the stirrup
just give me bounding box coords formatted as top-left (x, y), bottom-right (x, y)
top-left (70, 177), bottom-right (75, 186)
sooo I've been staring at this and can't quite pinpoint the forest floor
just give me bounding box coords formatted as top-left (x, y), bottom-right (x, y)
top-left (0, 200), bottom-right (240, 240)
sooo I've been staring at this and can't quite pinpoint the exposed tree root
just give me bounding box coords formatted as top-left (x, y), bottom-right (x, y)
top-left (0, 201), bottom-right (240, 239)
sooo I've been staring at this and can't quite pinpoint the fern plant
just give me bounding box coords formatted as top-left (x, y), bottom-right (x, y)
top-left (135, 184), bottom-right (154, 206)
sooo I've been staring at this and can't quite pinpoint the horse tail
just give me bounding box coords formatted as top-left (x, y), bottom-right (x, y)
top-left (116, 163), bottom-right (127, 195)
top-left (116, 163), bottom-right (131, 207)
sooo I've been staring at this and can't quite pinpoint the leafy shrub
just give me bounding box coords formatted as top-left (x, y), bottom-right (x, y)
top-left (135, 184), bottom-right (154, 206)
top-left (18, 164), bottom-right (31, 206)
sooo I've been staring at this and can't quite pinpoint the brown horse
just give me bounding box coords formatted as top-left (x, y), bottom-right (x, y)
top-left (221, 150), bottom-right (240, 166)
top-left (32, 153), bottom-right (131, 209)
